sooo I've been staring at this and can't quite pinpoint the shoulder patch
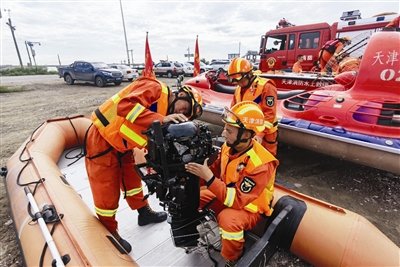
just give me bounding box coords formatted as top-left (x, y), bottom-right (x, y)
top-left (265, 96), bottom-right (274, 107)
top-left (240, 176), bottom-right (256, 193)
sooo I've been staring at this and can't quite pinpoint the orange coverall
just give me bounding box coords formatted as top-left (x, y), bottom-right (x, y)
top-left (339, 56), bottom-right (360, 73)
top-left (231, 76), bottom-right (278, 156)
top-left (292, 61), bottom-right (302, 73)
top-left (85, 78), bottom-right (168, 233)
top-left (201, 141), bottom-right (278, 260)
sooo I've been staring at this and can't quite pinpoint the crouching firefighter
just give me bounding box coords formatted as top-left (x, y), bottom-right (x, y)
top-left (84, 77), bottom-right (203, 253)
top-left (184, 101), bottom-right (279, 267)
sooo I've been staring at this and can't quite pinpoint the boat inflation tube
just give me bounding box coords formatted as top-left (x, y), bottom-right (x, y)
top-left (24, 186), bottom-right (65, 267)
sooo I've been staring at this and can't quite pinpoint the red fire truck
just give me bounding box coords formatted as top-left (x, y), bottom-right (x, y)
top-left (258, 10), bottom-right (398, 72)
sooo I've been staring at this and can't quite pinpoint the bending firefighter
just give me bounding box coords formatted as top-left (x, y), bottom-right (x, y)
top-left (227, 58), bottom-right (279, 156)
top-left (185, 101), bottom-right (279, 267)
top-left (318, 36), bottom-right (351, 73)
top-left (84, 77), bottom-right (203, 253)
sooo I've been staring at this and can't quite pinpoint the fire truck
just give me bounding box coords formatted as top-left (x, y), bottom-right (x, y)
top-left (258, 10), bottom-right (398, 72)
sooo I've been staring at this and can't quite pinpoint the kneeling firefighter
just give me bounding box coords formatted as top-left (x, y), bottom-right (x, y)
top-left (84, 77), bottom-right (203, 253)
top-left (184, 101), bottom-right (279, 267)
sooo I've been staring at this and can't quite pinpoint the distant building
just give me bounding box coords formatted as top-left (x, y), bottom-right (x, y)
top-left (228, 53), bottom-right (239, 60)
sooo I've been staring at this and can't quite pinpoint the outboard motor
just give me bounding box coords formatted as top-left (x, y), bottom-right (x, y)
top-left (135, 120), bottom-right (219, 248)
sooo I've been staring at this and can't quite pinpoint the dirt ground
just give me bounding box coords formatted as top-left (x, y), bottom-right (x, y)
top-left (0, 77), bottom-right (399, 267)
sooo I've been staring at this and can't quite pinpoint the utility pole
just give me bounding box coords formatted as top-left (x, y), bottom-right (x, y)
top-left (5, 9), bottom-right (24, 69)
top-left (128, 49), bottom-right (134, 65)
top-left (119, 0), bottom-right (130, 66)
top-left (27, 41), bottom-right (41, 70)
top-left (238, 42), bottom-right (241, 58)
top-left (25, 41), bottom-right (33, 67)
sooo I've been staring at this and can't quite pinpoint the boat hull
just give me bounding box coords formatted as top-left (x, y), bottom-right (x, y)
top-left (4, 116), bottom-right (138, 267)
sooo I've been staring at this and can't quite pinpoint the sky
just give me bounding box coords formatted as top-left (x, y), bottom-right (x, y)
top-left (0, 0), bottom-right (399, 66)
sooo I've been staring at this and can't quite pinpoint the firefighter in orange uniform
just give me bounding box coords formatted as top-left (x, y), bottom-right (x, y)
top-left (318, 36), bottom-right (351, 73)
top-left (292, 54), bottom-right (304, 73)
top-left (85, 77), bottom-right (203, 253)
top-left (338, 53), bottom-right (361, 73)
top-left (385, 15), bottom-right (400, 28)
top-left (185, 101), bottom-right (279, 267)
top-left (227, 57), bottom-right (278, 156)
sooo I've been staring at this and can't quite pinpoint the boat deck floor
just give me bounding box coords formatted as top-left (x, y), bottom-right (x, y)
top-left (58, 150), bottom-right (253, 267)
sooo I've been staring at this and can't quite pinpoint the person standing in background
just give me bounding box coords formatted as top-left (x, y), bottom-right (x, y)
top-left (292, 54), bottom-right (304, 73)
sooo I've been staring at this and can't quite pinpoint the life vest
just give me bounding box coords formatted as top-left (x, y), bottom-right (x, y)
top-left (91, 78), bottom-right (169, 152)
top-left (220, 142), bottom-right (278, 216)
top-left (321, 39), bottom-right (340, 54)
top-left (233, 77), bottom-right (278, 133)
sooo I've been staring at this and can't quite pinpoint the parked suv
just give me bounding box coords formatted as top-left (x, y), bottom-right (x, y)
top-left (153, 61), bottom-right (184, 78)
top-left (186, 61), bottom-right (213, 73)
top-left (109, 64), bottom-right (139, 81)
top-left (209, 60), bottom-right (230, 70)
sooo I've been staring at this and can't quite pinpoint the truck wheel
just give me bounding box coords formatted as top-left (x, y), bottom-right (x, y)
top-left (95, 77), bottom-right (105, 87)
top-left (167, 72), bottom-right (173, 78)
top-left (114, 81), bottom-right (122, 85)
top-left (65, 74), bottom-right (75, 85)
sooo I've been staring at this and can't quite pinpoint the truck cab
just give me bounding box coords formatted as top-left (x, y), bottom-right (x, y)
top-left (259, 22), bottom-right (331, 72)
top-left (258, 10), bottom-right (398, 73)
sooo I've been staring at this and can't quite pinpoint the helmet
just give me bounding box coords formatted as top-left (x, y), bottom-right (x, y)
top-left (227, 58), bottom-right (253, 84)
top-left (221, 101), bottom-right (265, 133)
top-left (179, 85), bottom-right (203, 120)
top-left (341, 36), bottom-right (351, 45)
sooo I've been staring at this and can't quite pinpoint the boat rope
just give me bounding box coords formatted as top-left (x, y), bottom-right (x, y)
top-left (16, 121), bottom-right (44, 187)
top-left (64, 117), bottom-right (86, 167)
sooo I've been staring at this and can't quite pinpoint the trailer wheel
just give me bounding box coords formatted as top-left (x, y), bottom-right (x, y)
top-left (95, 76), bottom-right (105, 87)
top-left (64, 74), bottom-right (75, 85)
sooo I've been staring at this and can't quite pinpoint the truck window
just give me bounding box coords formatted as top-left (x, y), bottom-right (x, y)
top-left (298, 32), bottom-right (320, 49)
top-left (83, 62), bottom-right (92, 70)
top-left (264, 35), bottom-right (287, 54)
top-left (289, 34), bottom-right (295, 50)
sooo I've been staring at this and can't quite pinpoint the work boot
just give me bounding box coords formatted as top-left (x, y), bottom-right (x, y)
top-left (137, 204), bottom-right (167, 226)
top-left (111, 231), bottom-right (132, 253)
top-left (224, 247), bottom-right (246, 267)
top-left (225, 259), bottom-right (239, 267)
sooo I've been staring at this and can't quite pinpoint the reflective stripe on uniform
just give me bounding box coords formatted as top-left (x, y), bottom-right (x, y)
top-left (220, 228), bottom-right (244, 241)
top-left (161, 85), bottom-right (169, 94)
top-left (126, 104), bottom-right (145, 123)
top-left (120, 124), bottom-right (147, 146)
top-left (247, 149), bottom-right (262, 167)
top-left (95, 206), bottom-right (118, 217)
top-left (125, 187), bottom-right (143, 197)
top-left (244, 202), bottom-right (259, 213)
top-left (111, 93), bottom-right (120, 103)
top-left (224, 187), bottom-right (236, 207)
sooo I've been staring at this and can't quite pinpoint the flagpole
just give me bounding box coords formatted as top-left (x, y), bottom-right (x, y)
top-left (143, 31), bottom-right (154, 78)
top-left (193, 35), bottom-right (200, 77)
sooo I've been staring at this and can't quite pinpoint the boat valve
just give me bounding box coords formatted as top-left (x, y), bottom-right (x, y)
top-left (0, 167), bottom-right (7, 177)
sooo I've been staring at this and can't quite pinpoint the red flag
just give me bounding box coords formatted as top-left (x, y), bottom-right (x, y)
top-left (143, 32), bottom-right (155, 78)
top-left (193, 35), bottom-right (200, 77)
